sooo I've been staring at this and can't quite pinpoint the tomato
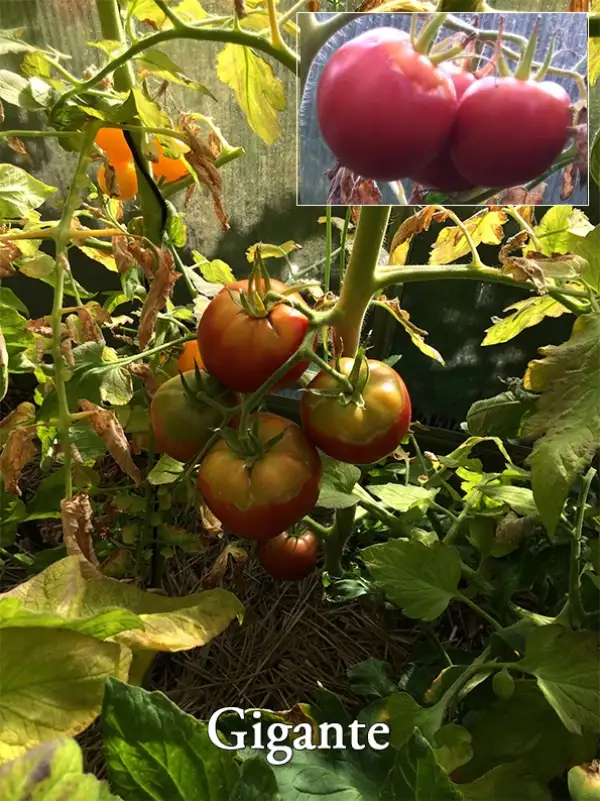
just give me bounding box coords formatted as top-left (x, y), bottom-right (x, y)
top-left (301, 358), bottom-right (411, 464)
top-left (98, 161), bottom-right (138, 200)
top-left (258, 530), bottom-right (320, 580)
top-left (316, 27), bottom-right (457, 181)
top-left (178, 340), bottom-right (205, 373)
top-left (197, 413), bottom-right (322, 540)
top-left (197, 279), bottom-right (310, 393)
top-left (450, 77), bottom-right (571, 187)
top-left (408, 64), bottom-right (476, 193)
top-left (150, 370), bottom-right (237, 462)
top-left (95, 128), bottom-right (132, 162)
top-left (151, 139), bottom-right (190, 183)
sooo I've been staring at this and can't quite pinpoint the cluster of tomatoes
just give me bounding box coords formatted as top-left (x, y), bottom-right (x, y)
top-left (316, 27), bottom-right (573, 193)
top-left (95, 127), bottom-right (190, 199)
top-left (150, 278), bottom-right (412, 581)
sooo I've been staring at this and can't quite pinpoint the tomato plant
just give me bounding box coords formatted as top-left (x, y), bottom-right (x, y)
top-left (316, 26), bottom-right (458, 181)
top-left (150, 370), bottom-right (236, 462)
top-left (301, 358), bottom-right (412, 464)
top-left (257, 529), bottom-right (320, 580)
top-left (197, 414), bottom-right (322, 540)
top-left (197, 278), bottom-right (311, 392)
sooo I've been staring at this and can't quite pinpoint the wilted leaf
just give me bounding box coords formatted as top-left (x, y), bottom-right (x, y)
top-left (430, 210), bottom-right (508, 265)
top-left (326, 162), bottom-right (382, 205)
top-left (532, 206), bottom-right (592, 257)
top-left (202, 544), bottom-right (248, 588)
top-left (499, 185), bottom-right (546, 206)
top-left (0, 241), bottom-right (19, 277)
top-left (61, 493), bottom-right (98, 566)
top-left (501, 253), bottom-right (587, 292)
top-left (138, 248), bottom-right (180, 349)
top-left (374, 297), bottom-right (445, 364)
top-left (181, 117), bottom-right (229, 230)
top-left (0, 402), bottom-right (36, 448)
top-left (79, 400), bottom-right (141, 486)
top-left (199, 502), bottom-right (223, 536)
top-left (0, 426), bottom-right (37, 495)
top-left (246, 240), bottom-right (300, 262)
top-left (389, 206), bottom-right (439, 265)
top-left (128, 363), bottom-right (157, 397)
top-left (482, 296), bottom-right (567, 346)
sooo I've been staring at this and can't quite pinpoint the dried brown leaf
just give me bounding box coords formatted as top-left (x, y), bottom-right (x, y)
top-left (8, 137), bottom-right (29, 159)
top-left (390, 206), bottom-right (440, 252)
top-left (501, 257), bottom-right (547, 292)
top-left (567, 0), bottom-right (588, 11)
top-left (199, 502), bottom-right (223, 537)
top-left (27, 317), bottom-right (54, 338)
top-left (181, 118), bottom-right (230, 230)
top-left (79, 399), bottom-right (141, 486)
top-left (138, 248), bottom-right (180, 349)
top-left (0, 241), bottom-right (20, 277)
top-left (0, 426), bottom-right (37, 495)
top-left (129, 363), bottom-right (158, 398)
top-left (499, 230), bottom-right (529, 264)
top-left (202, 543), bottom-right (248, 588)
top-left (0, 402), bottom-right (36, 433)
top-left (60, 338), bottom-right (75, 367)
top-left (326, 163), bottom-right (382, 206)
top-left (127, 239), bottom-right (156, 280)
top-left (61, 493), bottom-right (98, 566)
top-left (77, 306), bottom-right (104, 343)
top-left (112, 235), bottom-right (136, 275)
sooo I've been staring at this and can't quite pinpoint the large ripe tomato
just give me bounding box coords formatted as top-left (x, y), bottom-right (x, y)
top-left (197, 279), bottom-right (310, 393)
top-left (258, 530), bottom-right (320, 580)
top-left (150, 370), bottom-right (237, 462)
top-left (316, 27), bottom-right (457, 181)
top-left (197, 413), bottom-right (322, 540)
top-left (408, 63), bottom-right (476, 193)
top-left (151, 139), bottom-right (190, 183)
top-left (450, 77), bottom-right (571, 187)
top-left (301, 358), bottom-right (411, 464)
top-left (98, 161), bottom-right (138, 200)
top-left (95, 128), bottom-right (132, 162)
top-left (178, 340), bottom-right (205, 373)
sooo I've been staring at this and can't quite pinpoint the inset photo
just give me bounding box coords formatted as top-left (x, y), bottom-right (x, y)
top-left (297, 12), bottom-right (589, 206)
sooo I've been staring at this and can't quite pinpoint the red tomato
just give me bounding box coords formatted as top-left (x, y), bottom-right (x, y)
top-left (150, 370), bottom-right (237, 462)
top-left (316, 27), bottom-right (457, 181)
top-left (450, 77), bottom-right (571, 188)
top-left (258, 530), bottom-right (320, 580)
top-left (301, 358), bottom-right (411, 465)
top-left (408, 63), bottom-right (476, 193)
top-left (197, 279), bottom-right (310, 393)
top-left (197, 413), bottom-right (322, 540)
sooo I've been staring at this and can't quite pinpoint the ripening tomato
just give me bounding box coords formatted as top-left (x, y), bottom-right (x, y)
top-left (150, 370), bottom-right (237, 462)
top-left (98, 161), bottom-right (138, 200)
top-left (178, 340), bottom-right (205, 373)
top-left (450, 77), bottom-right (572, 187)
top-left (316, 27), bottom-right (457, 181)
top-left (197, 413), bottom-right (322, 540)
top-left (408, 63), bottom-right (476, 193)
top-left (197, 279), bottom-right (311, 393)
top-left (301, 358), bottom-right (411, 464)
top-left (151, 139), bottom-right (190, 183)
top-left (95, 128), bottom-right (132, 162)
top-left (258, 530), bottom-right (320, 580)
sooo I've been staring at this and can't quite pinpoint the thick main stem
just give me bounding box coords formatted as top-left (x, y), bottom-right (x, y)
top-left (330, 207), bottom-right (391, 357)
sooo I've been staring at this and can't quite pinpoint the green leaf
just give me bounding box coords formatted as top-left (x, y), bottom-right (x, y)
top-left (0, 627), bottom-right (130, 763)
top-left (482, 296), bottom-right (567, 347)
top-left (347, 657), bottom-right (397, 699)
top-left (317, 455), bottom-right (360, 509)
top-left (0, 287), bottom-right (29, 315)
top-left (102, 678), bottom-right (240, 801)
top-left (591, 129), bottom-right (600, 189)
top-left (131, 86), bottom-right (171, 130)
top-left (518, 625), bottom-right (600, 735)
top-left (0, 738), bottom-right (121, 800)
top-left (231, 757), bottom-right (279, 800)
top-left (569, 224), bottom-right (600, 292)
top-left (0, 164), bottom-right (56, 218)
top-left (147, 454), bottom-right (185, 484)
top-left (193, 251), bottom-right (235, 285)
top-left (216, 44), bottom-right (286, 145)
top-left (480, 485), bottom-right (538, 517)
top-left (362, 540), bottom-right (461, 621)
top-left (460, 762), bottom-right (551, 801)
top-left (433, 724), bottom-right (473, 775)
top-left (366, 483), bottom-right (436, 513)
top-left (135, 49), bottom-right (215, 98)
top-left (531, 206), bottom-right (592, 256)
top-left (523, 313), bottom-right (600, 535)
top-left (465, 390), bottom-right (536, 438)
top-left (0, 69), bottom-right (44, 109)
top-left (361, 692), bottom-right (445, 751)
top-left (380, 728), bottom-right (462, 800)
top-left (0, 29), bottom-right (34, 56)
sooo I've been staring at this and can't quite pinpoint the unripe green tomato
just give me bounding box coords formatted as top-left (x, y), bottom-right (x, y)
top-left (492, 669), bottom-right (515, 700)
top-left (568, 763), bottom-right (600, 801)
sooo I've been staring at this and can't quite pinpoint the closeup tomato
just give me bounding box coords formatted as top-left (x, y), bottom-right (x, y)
top-left (408, 64), bottom-right (476, 193)
top-left (150, 370), bottom-right (237, 462)
top-left (151, 139), bottom-right (190, 183)
top-left (301, 358), bottom-right (411, 464)
top-left (450, 77), bottom-right (571, 187)
top-left (197, 413), bottom-right (322, 540)
top-left (258, 530), bottom-right (320, 580)
top-left (178, 340), bottom-right (205, 373)
top-left (316, 27), bottom-right (457, 181)
top-left (197, 279), bottom-right (310, 393)
top-left (98, 161), bottom-right (138, 200)
top-left (95, 128), bottom-right (132, 162)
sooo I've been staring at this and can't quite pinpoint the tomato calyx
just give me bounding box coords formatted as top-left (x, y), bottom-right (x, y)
top-left (304, 349), bottom-right (370, 409)
top-left (217, 416), bottom-right (287, 469)
top-left (178, 366), bottom-right (237, 415)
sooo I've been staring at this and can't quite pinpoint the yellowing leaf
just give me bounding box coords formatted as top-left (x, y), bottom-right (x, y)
top-left (530, 206), bottom-right (593, 256)
top-left (76, 244), bottom-right (118, 272)
top-left (590, 38), bottom-right (600, 87)
top-left (216, 44), bottom-right (286, 145)
top-left (246, 241), bottom-right (300, 261)
top-left (429, 210), bottom-right (508, 265)
top-left (482, 296), bottom-right (567, 346)
top-left (374, 297), bottom-right (445, 364)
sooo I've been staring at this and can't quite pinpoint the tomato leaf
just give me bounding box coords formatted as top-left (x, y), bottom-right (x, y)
top-left (347, 657), bottom-right (397, 699)
top-left (102, 678), bottom-right (241, 801)
top-left (366, 483), bottom-right (436, 513)
top-left (568, 223), bottom-right (600, 292)
top-left (216, 44), bottom-right (286, 145)
top-left (433, 724), bottom-right (473, 775)
top-left (147, 454), bottom-right (185, 484)
top-left (317, 456), bottom-right (360, 509)
top-left (460, 762), bottom-right (552, 801)
top-left (0, 164), bottom-right (56, 218)
top-left (193, 251), bottom-right (235, 285)
top-left (135, 49), bottom-right (215, 98)
top-left (362, 539), bottom-right (462, 621)
top-left (246, 241), bottom-right (300, 262)
top-left (590, 38), bottom-right (600, 87)
top-left (380, 728), bottom-right (462, 800)
top-left (523, 313), bottom-right (600, 535)
top-left (429, 210), bottom-right (507, 265)
top-left (465, 390), bottom-right (536, 438)
top-left (482, 296), bottom-right (567, 346)
top-left (479, 485), bottom-right (538, 518)
top-left (530, 206), bottom-right (592, 257)
top-left (373, 298), bottom-right (445, 365)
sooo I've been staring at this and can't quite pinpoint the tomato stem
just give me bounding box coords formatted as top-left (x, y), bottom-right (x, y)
top-left (533, 33), bottom-right (556, 81)
top-left (414, 13), bottom-right (450, 56)
top-left (435, 206), bottom-right (486, 269)
top-left (514, 15), bottom-right (540, 81)
top-left (569, 467), bottom-right (595, 629)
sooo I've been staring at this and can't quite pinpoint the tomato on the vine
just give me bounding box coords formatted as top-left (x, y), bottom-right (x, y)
top-left (197, 413), bottom-right (322, 540)
top-left (178, 340), bottom-right (205, 373)
top-left (258, 530), bottom-right (320, 580)
top-left (98, 161), bottom-right (138, 200)
top-left (95, 127), bottom-right (132, 162)
top-left (450, 77), bottom-right (571, 187)
top-left (197, 279), bottom-right (310, 393)
top-left (301, 358), bottom-right (411, 464)
top-left (316, 27), bottom-right (457, 181)
top-left (151, 139), bottom-right (190, 183)
top-left (150, 370), bottom-right (237, 462)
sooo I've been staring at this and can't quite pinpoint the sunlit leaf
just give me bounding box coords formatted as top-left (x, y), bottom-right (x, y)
top-left (0, 165), bottom-right (56, 217)
top-left (429, 210), bottom-right (507, 265)
top-left (482, 296), bottom-right (567, 346)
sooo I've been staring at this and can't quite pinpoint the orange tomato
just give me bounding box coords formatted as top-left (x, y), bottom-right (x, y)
top-left (95, 128), bottom-right (132, 162)
top-left (178, 340), bottom-right (204, 372)
top-left (98, 161), bottom-right (138, 200)
top-left (151, 139), bottom-right (190, 183)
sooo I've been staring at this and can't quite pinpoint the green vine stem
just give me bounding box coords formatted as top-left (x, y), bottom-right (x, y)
top-left (322, 506), bottom-right (356, 577)
top-left (569, 467), bottom-right (596, 629)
